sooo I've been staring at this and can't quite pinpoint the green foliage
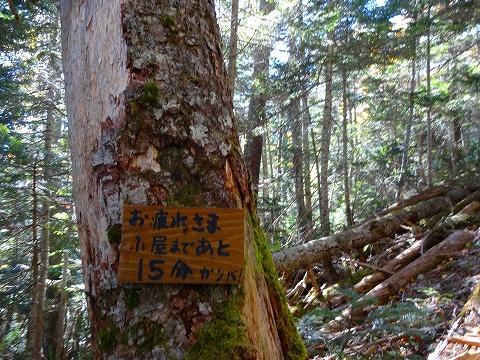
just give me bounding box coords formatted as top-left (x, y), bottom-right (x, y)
top-left (298, 287), bottom-right (437, 359)
top-left (0, 1), bottom-right (88, 358)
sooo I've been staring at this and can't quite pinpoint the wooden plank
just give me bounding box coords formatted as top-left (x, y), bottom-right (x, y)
top-left (118, 205), bottom-right (244, 284)
top-left (446, 334), bottom-right (480, 347)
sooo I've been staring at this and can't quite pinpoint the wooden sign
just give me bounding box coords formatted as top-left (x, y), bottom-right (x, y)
top-left (118, 205), bottom-right (244, 284)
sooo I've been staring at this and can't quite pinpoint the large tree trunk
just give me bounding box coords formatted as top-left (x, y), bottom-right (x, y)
top-left (59, 1), bottom-right (305, 359)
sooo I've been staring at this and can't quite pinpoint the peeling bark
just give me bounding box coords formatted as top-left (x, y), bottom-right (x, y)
top-left (60, 1), bottom-right (305, 359)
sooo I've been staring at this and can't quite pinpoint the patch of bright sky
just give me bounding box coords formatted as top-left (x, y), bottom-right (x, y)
top-left (271, 41), bottom-right (289, 65)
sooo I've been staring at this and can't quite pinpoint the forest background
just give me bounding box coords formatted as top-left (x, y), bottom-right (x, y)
top-left (0, 0), bottom-right (479, 358)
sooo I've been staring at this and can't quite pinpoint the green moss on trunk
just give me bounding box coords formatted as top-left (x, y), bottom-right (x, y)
top-left (185, 288), bottom-right (254, 360)
top-left (140, 81), bottom-right (160, 107)
top-left (248, 213), bottom-right (308, 360)
top-left (106, 224), bottom-right (122, 244)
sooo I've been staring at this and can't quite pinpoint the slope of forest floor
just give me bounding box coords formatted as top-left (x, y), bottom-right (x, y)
top-left (296, 230), bottom-right (480, 360)
top-left (278, 180), bottom-right (480, 359)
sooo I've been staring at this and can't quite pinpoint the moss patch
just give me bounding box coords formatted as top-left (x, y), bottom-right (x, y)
top-left (248, 213), bottom-right (308, 360)
top-left (139, 322), bottom-right (169, 353)
top-left (98, 325), bottom-right (116, 353)
top-left (185, 289), bottom-right (254, 360)
top-left (126, 101), bottom-right (142, 141)
top-left (107, 224), bottom-right (122, 245)
top-left (161, 15), bottom-right (176, 31)
top-left (176, 182), bottom-right (202, 207)
top-left (140, 80), bottom-right (160, 107)
top-left (125, 288), bottom-right (140, 310)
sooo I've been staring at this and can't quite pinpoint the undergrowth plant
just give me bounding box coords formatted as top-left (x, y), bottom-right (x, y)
top-left (298, 287), bottom-right (440, 359)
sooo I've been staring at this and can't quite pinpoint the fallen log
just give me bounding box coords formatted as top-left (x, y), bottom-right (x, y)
top-left (273, 186), bottom-right (474, 273)
top-left (374, 185), bottom-right (450, 218)
top-left (362, 230), bottom-right (474, 303)
top-left (429, 190), bottom-right (480, 229)
top-left (354, 230), bottom-right (450, 294)
top-left (354, 238), bottom-right (424, 294)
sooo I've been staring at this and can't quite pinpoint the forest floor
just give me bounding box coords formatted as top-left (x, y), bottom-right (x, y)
top-left (284, 181), bottom-right (480, 360)
top-left (296, 229), bottom-right (480, 360)
top-left (395, 236), bottom-right (480, 359)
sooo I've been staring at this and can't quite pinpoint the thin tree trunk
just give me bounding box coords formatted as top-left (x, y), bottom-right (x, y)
top-left (451, 93), bottom-right (465, 168)
top-left (291, 97), bottom-right (308, 241)
top-left (341, 66), bottom-right (353, 226)
top-left (317, 0), bottom-right (337, 279)
top-left (227, 0), bottom-right (239, 94)
top-left (311, 128), bottom-right (321, 226)
top-left (26, 161), bottom-right (40, 359)
top-left (261, 132), bottom-right (269, 223)
top-left (397, 36), bottom-right (417, 201)
top-left (55, 252), bottom-right (69, 360)
top-left (244, 0), bottom-right (275, 200)
top-left (35, 85), bottom-right (54, 357)
top-left (417, 132), bottom-right (427, 189)
top-left (320, 0), bottom-right (334, 237)
top-left (60, 1), bottom-right (306, 358)
top-left (301, 94), bottom-right (314, 238)
top-left (426, 5), bottom-right (433, 186)
top-left (26, 80), bottom-right (55, 358)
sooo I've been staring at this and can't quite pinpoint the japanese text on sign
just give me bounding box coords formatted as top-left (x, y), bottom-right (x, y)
top-left (118, 206), bottom-right (244, 284)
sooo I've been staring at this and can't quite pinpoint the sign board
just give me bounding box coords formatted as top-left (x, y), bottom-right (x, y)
top-left (118, 205), bottom-right (244, 284)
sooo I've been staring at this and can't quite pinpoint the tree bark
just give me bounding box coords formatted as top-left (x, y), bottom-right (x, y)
top-left (59, 1), bottom-right (306, 359)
